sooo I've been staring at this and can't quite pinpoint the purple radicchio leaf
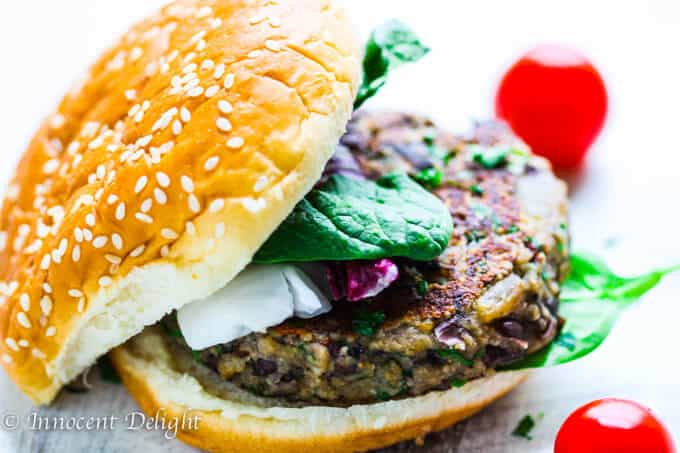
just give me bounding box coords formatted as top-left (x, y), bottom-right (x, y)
top-left (318, 145), bottom-right (366, 187)
top-left (326, 259), bottom-right (399, 302)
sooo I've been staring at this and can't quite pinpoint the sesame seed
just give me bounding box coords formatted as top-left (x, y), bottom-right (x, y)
top-left (18, 339), bottom-right (29, 348)
top-left (74, 227), bottom-right (84, 242)
top-left (135, 213), bottom-right (153, 224)
top-left (188, 194), bottom-right (200, 213)
top-left (223, 74), bottom-right (235, 89)
top-left (160, 245), bottom-right (170, 257)
top-left (183, 63), bottom-right (198, 74)
top-left (130, 47), bottom-right (143, 61)
top-left (111, 233), bottom-right (123, 250)
top-left (154, 188), bottom-right (168, 205)
top-left (206, 85), bottom-right (220, 98)
top-left (156, 172), bottom-right (170, 188)
top-left (85, 213), bottom-right (96, 227)
top-left (181, 175), bottom-right (195, 193)
top-left (134, 176), bottom-right (148, 193)
top-left (43, 159), bottom-right (59, 174)
top-left (227, 137), bottom-right (245, 149)
top-left (42, 283), bottom-right (52, 294)
top-left (218, 100), bottom-right (233, 114)
top-left (250, 15), bottom-right (266, 24)
top-left (45, 326), bottom-right (56, 337)
top-left (40, 296), bottom-right (52, 316)
top-left (125, 89), bottom-right (137, 101)
top-left (201, 59), bottom-right (215, 71)
top-left (180, 107), bottom-right (191, 122)
top-left (161, 228), bottom-right (179, 240)
top-left (105, 254), bottom-right (122, 265)
top-left (83, 228), bottom-right (93, 242)
top-left (214, 63), bottom-right (225, 79)
top-left (2, 354), bottom-right (11, 364)
top-left (134, 110), bottom-right (145, 123)
top-left (248, 50), bottom-right (263, 59)
top-left (188, 86), bottom-right (204, 97)
top-left (128, 104), bottom-right (141, 117)
top-left (32, 348), bottom-right (46, 359)
top-left (99, 276), bottom-right (113, 287)
top-left (130, 245), bottom-right (146, 257)
top-left (216, 223), bottom-right (225, 238)
top-left (172, 120), bottom-right (182, 136)
top-left (137, 135), bottom-right (153, 147)
top-left (186, 221), bottom-right (196, 236)
top-left (58, 238), bottom-right (68, 256)
top-left (254, 175), bottom-right (269, 192)
top-left (115, 202), bottom-right (126, 221)
top-left (265, 40), bottom-right (282, 52)
top-left (40, 254), bottom-right (51, 270)
top-left (92, 236), bottom-right (108, 249)
top-left (72, 245), bottom-right (81, 262)
top-left (19, 294), bottom-right (30, 311)
top-left (216, 117), bottom-right (232, 132)
top-left (5, 338), bottom-right (18, 351)
top-left (269, 16), bottom-right (282, 27)
top-left (140, 199), bottom-right (153, 213)
top-left (107, 194), bottom-right (119, 205)
top-left (242, 197), bottom-right (267, 213)
top-left (209, 198), bottom-right (225, 213)
top-left (17, 312), bottom-right (31, 329)
top-left (204, 156), bottom-right (220, 171)
top-left (77, 298), bottom-right (85, 313)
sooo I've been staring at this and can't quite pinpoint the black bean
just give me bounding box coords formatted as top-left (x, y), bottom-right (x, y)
top-left (253, 358), bottom-right (277, 376)
top-left (498, 319), bottom-right (526, 339)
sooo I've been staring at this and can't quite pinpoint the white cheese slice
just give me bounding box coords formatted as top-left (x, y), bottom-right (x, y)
top-left (177, 264), bottom-right (331, 350)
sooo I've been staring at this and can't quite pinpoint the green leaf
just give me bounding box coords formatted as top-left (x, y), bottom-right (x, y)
top-left (254, 174), bottom-right (454, 263)
top-left (354, 20), bottom-right (430, 109)
top-left (352, 310), bottom-right (386, 336)
top-left (436, 349), bottom-right (474, 366)
top-left (469, 145), bottom-right (531, 174)
top-left (506, 253), bottom-right (679, 370)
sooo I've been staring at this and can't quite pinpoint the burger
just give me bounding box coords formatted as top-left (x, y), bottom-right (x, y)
top-left (0, 0), bottom-right (569, 451)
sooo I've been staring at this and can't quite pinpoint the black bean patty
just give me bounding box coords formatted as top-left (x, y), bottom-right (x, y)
top-left (162, 111), bottom-right (570, 407)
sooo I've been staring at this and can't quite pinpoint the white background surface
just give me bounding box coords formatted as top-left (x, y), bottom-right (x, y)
top-left (1, 1), bottom-right (680, 452)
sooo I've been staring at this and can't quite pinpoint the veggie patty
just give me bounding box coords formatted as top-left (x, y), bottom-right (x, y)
top-left (162, 111), bottom-right (570, 407)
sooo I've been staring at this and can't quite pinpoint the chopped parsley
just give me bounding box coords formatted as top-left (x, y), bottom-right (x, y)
top-left (470, 145), bottom-right (510, 169)
top-left (435, 349), bottom-right (473, 366)
top-left (412, 167), bottom-right (443, 189)
top-left (352, 310), bottom-right (386, 336)
top-left (192, 350), bottom-right (202, 362)
top-left (416, 280), bottom-right (429, 296)
top-left (376, 390), bottom-right (392, 401)
top-left (469, 184), bottom-right (484, 196)
top-left (512, 413), bottom-right (544, 440)
top-left (451, 378), bottom-right (467, 388)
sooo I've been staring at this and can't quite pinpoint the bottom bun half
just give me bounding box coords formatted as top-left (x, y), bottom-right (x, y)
top-left (110, 329), bottom-right (529, 453)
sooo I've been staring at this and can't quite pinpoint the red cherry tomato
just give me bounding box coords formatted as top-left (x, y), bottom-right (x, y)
top-left (555, 398), bottom-right (676, 453)
top-left (495, 44), bottom-right (608, 169)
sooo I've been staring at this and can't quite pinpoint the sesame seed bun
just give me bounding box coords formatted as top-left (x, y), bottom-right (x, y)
top-left (0, 0), bottom-right (360, 404)
top-left (111, 328), bottom-right (529, 453)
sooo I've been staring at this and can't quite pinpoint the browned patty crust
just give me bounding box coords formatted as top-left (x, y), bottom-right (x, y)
top-left (162, 111), bottom-right (570, 407)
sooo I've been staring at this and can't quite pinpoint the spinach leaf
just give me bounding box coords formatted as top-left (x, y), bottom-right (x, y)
top-left (512, 414), bottom-right (538, 440)
top-left (254, 173), bottom-right (454, 263)
top-left (354, 20), bottom-right (430, 109)
top-left (506, 253), bottom-right (679, 370)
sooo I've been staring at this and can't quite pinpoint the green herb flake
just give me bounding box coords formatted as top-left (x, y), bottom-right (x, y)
top-left (354, 20), bottom-right (430, 109)
top-left (435, 349), bottom-right (474, 366)
top-left (451, 378), bottom-right (467, 388)
top-left (416, 280), bottom-right (429, 296)
top-left (512, 414), bottom-right (537, 440)
top-left (412, 167), bottom-right (443, 189)
top-left (352, 310), bottom-right (386, 337)
top-left (470, 145), bottom-right (510, 169)
top-left (469, 184), bottom-right (484, 196)
top-left (192, 350), bottom-right (202, 362)
top-left (98, 355), bottom-right (121, 384)
top-left (376, 390), bottom-right (392, 401)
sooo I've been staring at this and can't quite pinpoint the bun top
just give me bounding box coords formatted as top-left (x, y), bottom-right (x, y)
top-left (0, 0), bottom-right (360, 404)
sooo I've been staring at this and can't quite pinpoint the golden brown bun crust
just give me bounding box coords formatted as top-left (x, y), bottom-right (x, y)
top-left (0, 0), bottom-right (360, 404)
top-left (111, 329), bottom-right (529, 453)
